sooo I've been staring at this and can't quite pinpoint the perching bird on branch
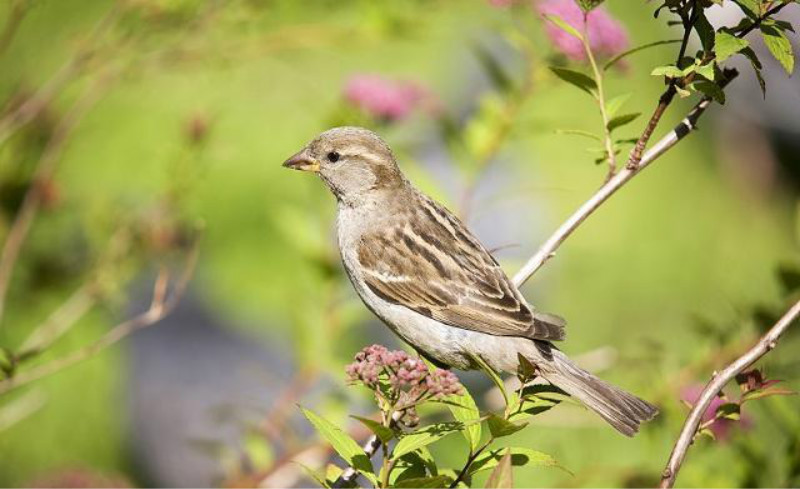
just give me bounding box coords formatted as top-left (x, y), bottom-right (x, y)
top-left (283, 126), bottom-right (658, 436)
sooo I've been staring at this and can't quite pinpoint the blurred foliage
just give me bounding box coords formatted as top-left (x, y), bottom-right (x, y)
top-left (0, 0), bottom-right (799, 488)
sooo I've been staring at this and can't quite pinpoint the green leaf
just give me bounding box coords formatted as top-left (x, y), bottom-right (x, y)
top-left (394, 475), bottom-right (454, 488)
top-left (484, 450), bottom-right (513, 489)
top-left (692, 80), bottom-right (726, 104)
top-left (468, 447), bottom-right (566, 476)
top-left (605, 93), bottom-right (632, 118)
top-left (697, 427), bottom-right (716, 440)
top-left (603, 39), bottom-right (682, 71)
top-left (446, 391), bottom-right (482, 452)
top-left (554, 129), bottom-right (602, 141)
top-left (393, 422), bottom-right (464, 459)
top-left (732, 0), bottom-right (759, 18)
top-left (324, 464), bottom-right (344, 486)
top-left (694, 11), bottom-right (715, 53)
top-left (742, 387), bottom-right (798, 402)
top-left (350, 415), bottom-right (395, 444)
top-left (761, 23), bottom-right (795, 75)
top-left (715, 402), bottom-right (741, 421)
top-left (606, 112), bottom-right (641, 132)
top-left (550, 67), bottom-right (597, 97)
top-left (576, 0), bottom-right (605, 12)
top-left (715, 31), bottom-right (750, 62)
top-left (740, 46), bottom-right (766, 97)
top-left (650, 65), bottom-right (684, 78)
top-left (487, 414), bottom-right (528, 438)
top-left (468, 352), bottom-right (509, 408)
top-left (301, 408), bottom-right (376, 483)
top-left (542, 14), bottom-right (583, 41)
top-left (694, 62), bottom-right (715, 81)
top-left (296, 462), bottom-right (331, 488)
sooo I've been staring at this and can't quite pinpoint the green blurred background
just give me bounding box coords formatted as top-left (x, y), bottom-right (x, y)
top-left (1, 0), bottom-right (799, 487)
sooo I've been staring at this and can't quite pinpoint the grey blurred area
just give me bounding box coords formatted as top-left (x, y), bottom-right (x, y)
top-left (706, 4), bottom-right (800, 195)
top-left (125, 289), bottom-right (295, 487)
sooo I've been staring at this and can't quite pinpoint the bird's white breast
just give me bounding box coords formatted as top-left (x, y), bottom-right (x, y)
top-left (335, 203), bottom-right (531, 373)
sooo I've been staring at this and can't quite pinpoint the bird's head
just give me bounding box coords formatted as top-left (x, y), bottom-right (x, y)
top-left (283, 127), bottom-right (405, 203)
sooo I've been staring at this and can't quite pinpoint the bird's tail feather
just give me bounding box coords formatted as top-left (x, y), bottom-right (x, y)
top-left (538, 348), bottom-right (658, 437)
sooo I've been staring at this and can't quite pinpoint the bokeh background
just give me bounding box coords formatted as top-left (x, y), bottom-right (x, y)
top-left (1, 0), bottom-right (799, 487)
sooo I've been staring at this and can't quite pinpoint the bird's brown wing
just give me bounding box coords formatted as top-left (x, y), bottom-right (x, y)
top-left (357, 195), bottom-right (565, 341)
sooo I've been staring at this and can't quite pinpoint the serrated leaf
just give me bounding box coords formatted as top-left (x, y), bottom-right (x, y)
top-left (693, 80), bottom-right (726, 104)
top-left (350, 415), bottom-right (395, 444)
top-left (325, 464), bottom-right (344, 485)
top-left (487, 413), bottom-right (528, 438)
top-left (605, 93), bottom-right (632, 118)
top-left (695, 11), bottom-right (715, 52)
top-left (542, 14), bottom-right (583, 40)
top-left (761, 23), bottom-right (795, 75)
top-left (715, 31), bottom-right (750, 62)
top-left (716, 402), bottom-right (741, 421)
top-left (468, 447), bottom-right (566, 476)
top-left (732, 0), bottom-right (759, 18)
top-left (301, 408), bottom-right (376, 483)
top-left (695, 61), bottom-right (716, 81)
top-left (742, 387), bottom-right (798, 402)
top-left (517, 353), bottom-right (537, 381)
top-left (603, 39), bottom-right (681, 71)
top-left (484, 450), bottom-right (513, 488)
top-left (607, 112), bottom-right (641, 132)
top-left (393, 422), bottom-right (464, 459)
top-left (554, 129), bottom-right (602, 141)
top-left (446, 391), bottom-right (482, 452)
top-left (651, 65), bottom-right (684, 78)
top-left (296, 461), bottom-right (331, 488)
top-left (394, 475), bottom-right (454, 488)
top-left (468, 352), bottom-right (509, 409)
top-left (549, 67), bottom-right (597, 97)
top-left (697, 427), bottom-right (716, 440)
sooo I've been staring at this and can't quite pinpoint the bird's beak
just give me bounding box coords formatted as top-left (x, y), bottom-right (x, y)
top-left (282, 149), bottom-right (320, 173)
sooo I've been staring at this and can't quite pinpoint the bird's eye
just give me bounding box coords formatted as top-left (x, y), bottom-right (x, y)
top-left (327, 152), bottom-right (340, 163)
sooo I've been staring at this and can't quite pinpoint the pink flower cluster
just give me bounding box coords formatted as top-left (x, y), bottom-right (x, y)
top-left (343, 75), bottom-right (432, 122)
top-left (346, 345), bottom-right (463, 399)
top-left (536, 0), bottom-right (629, 60)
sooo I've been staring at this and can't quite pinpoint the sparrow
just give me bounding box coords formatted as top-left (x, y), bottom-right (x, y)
top-left (283, 126), bottom-right (658, 436)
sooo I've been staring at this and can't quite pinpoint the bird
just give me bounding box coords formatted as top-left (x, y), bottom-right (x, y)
top-left (283, 126), bottom-right (658, 436)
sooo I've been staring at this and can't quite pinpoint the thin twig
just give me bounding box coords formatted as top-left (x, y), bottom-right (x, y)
top-left (0, 244), bottom-right (199, 396)
top-left (659, 298), bottom-right (800, 488)
top-left (332, 410), bottom-right (404, 488)
top-left (0, 74), bottom-right (114, 326)
top-left (512, 70), bottom-right (737, 287)
top-left (0, 0), bottom-right (30, 56)
top-left (0, 3), bottom-right (119, 146)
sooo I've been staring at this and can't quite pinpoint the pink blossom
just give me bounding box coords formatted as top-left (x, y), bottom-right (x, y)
top-left (536, 0), bottom-right (629, 60)
top-left (343, 74), bottom-right (432, 122)
top-left (681, 385), bottom-right (753, 440)
top-left (346, 345), bottom-right (463, 399)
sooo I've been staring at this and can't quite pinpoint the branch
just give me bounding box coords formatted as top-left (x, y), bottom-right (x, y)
top-left (659, 298), bottom-right (800, 488)
top-left (512, 69), bottom-right (737, 287)
top-left (0, 243), bottom-right (199, 396)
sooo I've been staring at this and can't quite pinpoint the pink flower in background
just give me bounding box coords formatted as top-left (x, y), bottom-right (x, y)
top-left (536, 0), bottom-right (629, 60)
top-left (344, 74), bottom-right (433, 122)
top-left (681, 385), bottom-right (753, 441)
